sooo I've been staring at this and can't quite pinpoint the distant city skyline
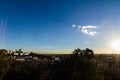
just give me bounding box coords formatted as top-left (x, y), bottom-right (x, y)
top-left (0, 0), bottom-right (120, 53)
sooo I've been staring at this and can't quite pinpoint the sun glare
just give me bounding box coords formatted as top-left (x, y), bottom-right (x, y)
top-left (111, 39), bottom-right (120, 51)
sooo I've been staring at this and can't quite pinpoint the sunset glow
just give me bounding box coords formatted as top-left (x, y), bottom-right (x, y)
top-left (111, 39), bottom-right (120, 52)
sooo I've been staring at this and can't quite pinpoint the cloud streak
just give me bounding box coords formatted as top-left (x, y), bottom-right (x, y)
top-left (0, 18), bottom-right (7, 48)
top-left (72, 24), bottom-right (98, 36)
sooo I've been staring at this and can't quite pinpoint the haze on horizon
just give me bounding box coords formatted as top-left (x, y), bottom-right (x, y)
top-left (0, 0), bottom-right (120, 54)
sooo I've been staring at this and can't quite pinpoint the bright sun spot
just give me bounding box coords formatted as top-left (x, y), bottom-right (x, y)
top-left (111, 39), bottom-right (120, 51)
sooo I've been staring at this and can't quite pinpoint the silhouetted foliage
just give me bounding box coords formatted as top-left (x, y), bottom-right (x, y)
top-left (0, 49), bottom-right (10, 80)
top-left (1, 48), bottom-right (120, 80)
top-left (49, 48), bottom-right (99, 80)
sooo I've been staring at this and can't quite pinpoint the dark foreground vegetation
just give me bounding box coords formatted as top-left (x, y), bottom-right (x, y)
top-left (0, 48), bottom-right (120, 80)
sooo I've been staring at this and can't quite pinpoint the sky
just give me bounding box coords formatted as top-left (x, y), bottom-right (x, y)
top-left (0, 0), bottom-right (120, 53)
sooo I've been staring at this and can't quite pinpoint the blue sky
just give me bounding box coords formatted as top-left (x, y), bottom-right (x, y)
top-left (0, 0), bottom-right (120, 53)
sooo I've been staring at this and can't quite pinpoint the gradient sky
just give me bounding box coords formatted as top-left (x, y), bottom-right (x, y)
top-left (0, 0), bottom-right (120, 53)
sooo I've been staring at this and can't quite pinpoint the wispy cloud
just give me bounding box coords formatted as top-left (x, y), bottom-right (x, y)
top-left (72, 24), bottom-right (98, 36)
top-left (0, 18), bottom-right (7, 48)
top-left (86, 41), bottom-right (90, 44)
top-left (45, 34), bottom-right (48, 37)
top-left (72, 24), bottom-right (76, 27)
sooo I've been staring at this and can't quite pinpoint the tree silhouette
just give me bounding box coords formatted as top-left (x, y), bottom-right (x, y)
top-left (0, 49), bottom-right (10, 80)
top-left (50, 48), bottom-right (98, 80)
top-left (72, 48), bottom-right (94, 57)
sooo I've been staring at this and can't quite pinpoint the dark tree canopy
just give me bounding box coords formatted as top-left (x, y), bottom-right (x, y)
top-left (72, 48), bottom-right (94, 57)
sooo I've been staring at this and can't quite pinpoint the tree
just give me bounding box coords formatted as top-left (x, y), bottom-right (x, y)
top-left (72, 48), bottom-right (81, 56)
top-left (72, 48), bottom-right (94, 57)
top-left (70, 48), bottom-right (96, 80)
top-left (0, 49), bottom-right (10, 80)
top-left (0, 49), bottom-right (8, 59)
